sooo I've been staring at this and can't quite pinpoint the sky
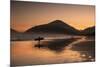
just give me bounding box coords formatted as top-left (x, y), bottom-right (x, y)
top-left (11, 1), bottom-right (95, 32)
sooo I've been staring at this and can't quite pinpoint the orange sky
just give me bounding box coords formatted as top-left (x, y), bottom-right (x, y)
top-left (11, 1), bottom-right (95, 32)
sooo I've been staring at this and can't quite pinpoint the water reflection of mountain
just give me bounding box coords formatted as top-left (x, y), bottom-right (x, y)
top-left (35, 38), bottom-right (79, 52)
top-left (11, 36), bottom-right (95, 66)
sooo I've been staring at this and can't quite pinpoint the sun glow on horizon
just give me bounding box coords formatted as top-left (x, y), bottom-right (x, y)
top-left (11, 1), bottom-right (95, 32)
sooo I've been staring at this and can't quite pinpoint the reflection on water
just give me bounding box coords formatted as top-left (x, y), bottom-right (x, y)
top-left (11, 36), bottom-right (95, 66)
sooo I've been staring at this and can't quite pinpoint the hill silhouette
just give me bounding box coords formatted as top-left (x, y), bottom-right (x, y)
top-left (81, 26), bottom-right (95, 35)
top-left (11, 28), bottom-right (18, 33)
top-left (26, 20), bottom-right (80, 35)
top-left (11, 20), bottom-right (95, 41)
top-left (11, 20), bottom-right (95, 36)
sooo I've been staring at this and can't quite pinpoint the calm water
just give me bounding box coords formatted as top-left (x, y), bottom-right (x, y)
top-left (11, 36), bottom-right (95, 66)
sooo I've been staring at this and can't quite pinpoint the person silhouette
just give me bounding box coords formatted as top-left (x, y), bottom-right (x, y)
top-left (34, 36), bottom-right (44, 48)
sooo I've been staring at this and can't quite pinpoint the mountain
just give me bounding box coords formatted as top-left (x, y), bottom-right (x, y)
top-left (11, 28), bottom-right (23, 41)
top-left (11, 28), bottom-right (19, 34)
top-left (26, 20), bottom-right (80, 35)
top-left (81, 26), bottom-right (95, 35)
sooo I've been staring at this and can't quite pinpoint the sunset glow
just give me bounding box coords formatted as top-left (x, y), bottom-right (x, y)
top-left (11, 1), bottom-right (95, 32)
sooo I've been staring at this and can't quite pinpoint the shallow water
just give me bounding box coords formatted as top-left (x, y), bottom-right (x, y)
top-left (11, 36), bottom-right (95, 66)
